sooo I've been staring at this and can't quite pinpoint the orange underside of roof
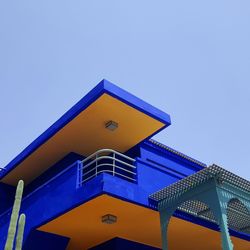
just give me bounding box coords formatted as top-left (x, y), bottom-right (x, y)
top-left (39, 195), bottom-right (249, 250)
top-left (2, 93), bottom-right (164, 185)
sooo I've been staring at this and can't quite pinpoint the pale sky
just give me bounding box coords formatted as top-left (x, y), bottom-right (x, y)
top-left (0, 1), bottom-right (250, 180)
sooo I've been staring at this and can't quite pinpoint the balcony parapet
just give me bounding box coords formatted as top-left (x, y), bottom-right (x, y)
top-left (79, 149), bottom-right (136, 186)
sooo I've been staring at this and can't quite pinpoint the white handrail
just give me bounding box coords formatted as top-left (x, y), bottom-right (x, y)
top-left (82, 149), bottom-right (135, 163)
top-left (80, 149), bottom-right (136, 184)
top-left (83, 156), bottom-right (136, 170)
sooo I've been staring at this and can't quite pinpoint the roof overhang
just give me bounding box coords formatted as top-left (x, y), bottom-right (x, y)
top-left (1, 79), bottom-right (171, 185)
top-left (38, 195), bottom-right (250, 250)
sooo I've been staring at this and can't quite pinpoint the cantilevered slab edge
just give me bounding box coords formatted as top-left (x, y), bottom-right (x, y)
top-left (0, 79), bottom-right (171, 180)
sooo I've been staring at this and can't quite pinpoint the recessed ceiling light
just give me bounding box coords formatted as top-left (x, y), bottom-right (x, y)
top-left (105, 120), bottom-right (118, 131)
top-left (101, 214), bottom-right (117, 224)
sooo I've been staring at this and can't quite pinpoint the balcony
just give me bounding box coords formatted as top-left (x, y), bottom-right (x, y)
top-left (79, 149), bottom-right (136, 185)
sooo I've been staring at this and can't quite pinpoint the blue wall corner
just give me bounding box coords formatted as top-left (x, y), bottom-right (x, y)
top-left (23, 230), bottom-right (70, 250)
top-left (0, 182), bottom-right (15, 213)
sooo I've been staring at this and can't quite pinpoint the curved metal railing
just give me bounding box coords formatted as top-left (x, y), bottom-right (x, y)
top-left (79, 149), bottom-right (136, 185)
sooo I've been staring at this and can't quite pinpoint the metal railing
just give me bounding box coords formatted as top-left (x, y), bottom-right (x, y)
top-left (79, 149), bottom-right (136, 185)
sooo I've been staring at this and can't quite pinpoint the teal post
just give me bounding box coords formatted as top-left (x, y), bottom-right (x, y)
top-left (216, 190), bottom-right (233, 250)
top-left (159, 206), bottom-right (176, 250)
top-left (202, 189), bottom-right (234, 250)
top-left (219, 212), bottom-right (233, 250)
top-left (160, 212), bottom-right (168, 250)
top-left (151, 166), bottom-right (250, 250)
top-left (159, 212), bottom-right (172, 250)
top-left (157, 181), bottom-right (235, 250)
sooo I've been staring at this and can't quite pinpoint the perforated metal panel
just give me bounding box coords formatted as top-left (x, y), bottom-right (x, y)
top-left (149, 164), bottom-right (250, 235)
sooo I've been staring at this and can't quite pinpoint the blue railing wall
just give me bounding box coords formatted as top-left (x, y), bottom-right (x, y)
top-left (80, 149), bottom-right (136, 185)
top-left (134, 142), bottom-right (204, 197)
top-left (0, 141), bottom-right (208, 248)
top-left (0, 160), bottom-right (103, 249)
top-left (0, 142), bottom-right (248, 247)
top-left (24, 152), bottom-right (84, 195)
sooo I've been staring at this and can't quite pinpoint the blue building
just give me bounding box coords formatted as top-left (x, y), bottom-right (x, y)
top-left (0, 80), bottom-right (249, 250)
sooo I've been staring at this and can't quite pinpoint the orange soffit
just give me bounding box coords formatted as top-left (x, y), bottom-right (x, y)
top-left (39, 195), bottom-right (249, 250)
top-left (2, 91), bottom-right (167, 185)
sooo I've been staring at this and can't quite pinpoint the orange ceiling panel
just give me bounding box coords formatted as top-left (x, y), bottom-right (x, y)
top-left (2, 94), bottom-right (164, 185)
top-left (39, 195), bottom-right (249, 250)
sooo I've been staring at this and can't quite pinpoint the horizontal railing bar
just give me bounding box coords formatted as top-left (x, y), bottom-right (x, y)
top-left (82, 151), bottom-right (102, 162)
top-left (82, 156), bottom-right (114, 169)
top-left (111, 165), bottom-right (136, 175)
top-left (82, 174), bottom-right (97, 183)
top-left (83, 156), bottom-right (115, 169)
top-left (82, 156), bottom-right (136, 170)
top-left (82, 167), bottom-right (96, 177)
top-left (83, 163), bottom-right (114, 175)
top-left (82, 149), bottom-right (135, 163)
top-left (113, 172), bottom-right (137, 181)
top-left (110, 150), bottom-right (135, 162)
top-left (80, 148), bottom-right (137, 185)
top-left (82, 163), bottom-right (136, 176)
top-left (82, 170), bottom-right (114, 182)
top-left (82, 170), bottom-right (136, 183)
top-left (113, 158), bottom-right (136, 168)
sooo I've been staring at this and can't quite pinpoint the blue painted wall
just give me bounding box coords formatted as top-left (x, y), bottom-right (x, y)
top-left (25, 152), bottom-right (84, 195)
top-left (23, 230), bottom-right (69, 250)
top-left (0, 182), bottom-right (15, 214)
top-left (0, 161), bottom-right (103, 249)
top-left (0, 141), bottom-right (248, 248)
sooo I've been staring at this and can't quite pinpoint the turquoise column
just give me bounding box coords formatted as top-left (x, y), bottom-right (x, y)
top-left (151, 166), bottom-right (250, 250)
top-left (159, 206), bottom-right (176, 250)
top-left (159, 212), bottom-right (168, 250)
top-left (158, 181), bottom-right (235, 250)
top-left (219, 212), bottom-right (233, 250)
top-left (195, 187), bottom-right (234, 250)
top-left (204, 194), bottom-right (233, 250)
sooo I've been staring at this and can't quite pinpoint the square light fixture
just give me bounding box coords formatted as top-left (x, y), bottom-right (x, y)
top-left (105, 120), bottom-right (118, 131)
top-left (101, 214), bottom-right (117, 224)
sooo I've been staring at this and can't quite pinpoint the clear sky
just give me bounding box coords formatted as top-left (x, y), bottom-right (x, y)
top-left (0, 1), bottom-right (250, 180)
